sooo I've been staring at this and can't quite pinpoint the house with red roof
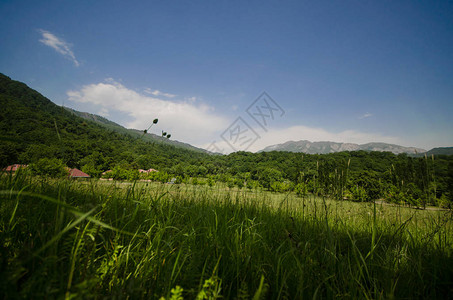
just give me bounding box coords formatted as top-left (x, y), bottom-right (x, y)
top-left (67, 168), bottom-right (90, 178)
top-left (3, 164), bottom-right (89, 179)
top-left (3, 164), bottom-right (28, 172)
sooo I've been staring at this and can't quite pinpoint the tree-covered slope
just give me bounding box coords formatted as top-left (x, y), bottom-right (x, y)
top-left (64, 107), bottom-right (209, 154)
top-left (0, 73), bottom-right (209, 169)
top-left (426, 147), bottom-right (453, 156)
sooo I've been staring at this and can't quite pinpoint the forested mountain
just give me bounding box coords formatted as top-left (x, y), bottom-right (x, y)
top-left (0, 73), bottom-right (209, 170)
top-left (65, 107), bottom-right (209, 153)
top-left (260, 140), bottom-right (426, 155)
top-left (425, 147), bottom-right (453, 156)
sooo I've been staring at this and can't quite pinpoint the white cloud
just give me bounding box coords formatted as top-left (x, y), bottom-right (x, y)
top-left (144, 88), bottom-right (176, 98)
top-left (358, 112), bottom-right (373, 119)
top-left (38, 30), bottom-right (79, 67)
top-left (67, 80), bottom-right (229, 145)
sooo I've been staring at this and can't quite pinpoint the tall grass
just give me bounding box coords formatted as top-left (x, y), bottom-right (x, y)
top-left (1, 172), bottom-right (452, 299)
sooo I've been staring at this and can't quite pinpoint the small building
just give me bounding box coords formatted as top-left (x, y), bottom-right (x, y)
top-left (3, 164), bottom-right (28, 172)
top-left (68, 168), bottom-right (90, 178)
top-left (139, 168), bottom-right (158, 173)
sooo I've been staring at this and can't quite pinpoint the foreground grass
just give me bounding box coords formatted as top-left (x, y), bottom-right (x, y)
top-left (1, 173), bottom-right (452, 299)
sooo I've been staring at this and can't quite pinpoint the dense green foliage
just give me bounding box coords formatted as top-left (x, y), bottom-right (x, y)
top-left (1, 174), bottom-right (452, 298)
top-left (105, 150), bottom-right (453, 207)
top-left (29, 158), bottom-right (67, 178)
top-left (1, 73), bottom-right (453, 207)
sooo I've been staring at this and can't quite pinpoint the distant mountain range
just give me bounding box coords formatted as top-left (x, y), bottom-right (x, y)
top-left (260, 140), bottom-right (431, 155)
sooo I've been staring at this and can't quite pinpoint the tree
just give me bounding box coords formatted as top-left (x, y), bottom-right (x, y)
top-left (294, 183), bottom-right (307, 197)
top-left (198, 165), bottom-right (208, 177)
top-left (259, 168), bottom-right (283, 190)
top-left (351, 185), bottom-right (368, 202)
top-left (447, 160), bottom-right (453, 203)
top-left (81, 163), bottom-right (102, 178)
top-left (79, 151), bottom-right (106, 177)
top-left (29, 158), bottom-right (67, 178)
top-left (111, 165), bottom-right (129, 180)
top-left (207, 177), bottom-right (215, 187)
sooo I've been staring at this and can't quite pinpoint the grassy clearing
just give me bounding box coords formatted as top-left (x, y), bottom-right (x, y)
top-left (1, 172), bottom-right (452, 299)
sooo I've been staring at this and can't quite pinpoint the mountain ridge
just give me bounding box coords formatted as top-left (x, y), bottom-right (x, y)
top-left (64, 107), bottom-right (210, 154)
top-left (424, 147), bottom-right (453, 156)
top-left (260, 140), bottom-right (427, 155)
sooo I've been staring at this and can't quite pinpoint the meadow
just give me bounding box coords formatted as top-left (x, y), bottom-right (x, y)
top-left (1, 172), bottom-right (452, 299)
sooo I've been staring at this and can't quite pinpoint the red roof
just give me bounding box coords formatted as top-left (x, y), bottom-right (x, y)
top-left (68, 168), bottom-right (90, 178)
top-left (4, 164), bottom-right (28, 172)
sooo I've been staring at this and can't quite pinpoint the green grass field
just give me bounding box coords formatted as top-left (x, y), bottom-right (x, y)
top-left (1, 172), bottom-right (452, 299)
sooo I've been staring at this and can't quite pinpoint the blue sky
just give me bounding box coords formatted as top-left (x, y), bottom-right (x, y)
top-left (1, 0), bottom-right (452, 153)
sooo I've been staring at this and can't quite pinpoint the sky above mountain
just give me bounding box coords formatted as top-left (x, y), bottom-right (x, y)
top-left (1, 0), bottom-right (452, 153)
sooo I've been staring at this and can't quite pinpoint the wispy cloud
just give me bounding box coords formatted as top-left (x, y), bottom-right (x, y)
top-left (38, 30), bottom-right (79, 67)
top-left (359, 112), bottom-right (373, 119)
top-left (67, 79), bottom-right (229, 145)
top-left (144, 88), bottom-right (176, 98)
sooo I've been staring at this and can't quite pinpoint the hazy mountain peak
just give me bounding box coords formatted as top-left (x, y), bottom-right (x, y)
top-left (260, 140), bottom-right (427, 155)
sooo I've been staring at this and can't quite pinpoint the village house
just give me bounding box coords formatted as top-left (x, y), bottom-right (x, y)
top-left (3, 164), bottom-right (28, 172)
top-left (67, 168), bottom-right (90, 179)
top-left (4, 164), bottom-right (89, 178)
top-left (139, 168), bottom-right (158, 173)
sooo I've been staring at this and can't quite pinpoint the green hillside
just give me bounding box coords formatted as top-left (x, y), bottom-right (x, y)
top-left (64, 107), bottom-right (209, 153)
top-left (0, 73), bottom-right (208, 170)
top-left (426, 147), bottom-right (453, 156)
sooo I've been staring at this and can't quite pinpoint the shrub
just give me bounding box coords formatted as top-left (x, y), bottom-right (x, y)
top-left (294, 183), bottom-right (307, 197)
top-left (207, 177), bottom-right (215, 187)
top-left (438, 194), bottom-right (451, 209)
top-left (351, 185), bottom-right (369, 202)
top-left (81, 162), bottom-right (102, 178)
top-left (29, 158), bottom-right (67, 178)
